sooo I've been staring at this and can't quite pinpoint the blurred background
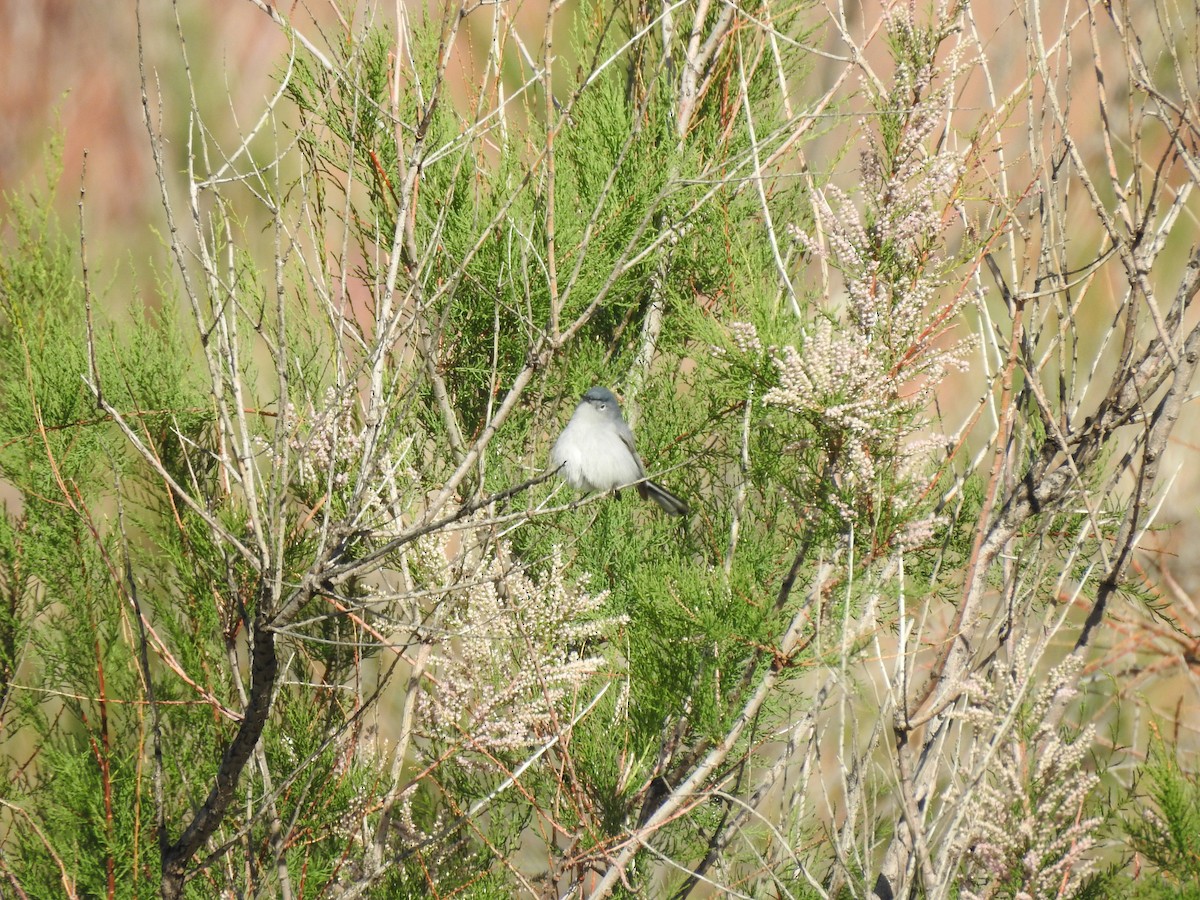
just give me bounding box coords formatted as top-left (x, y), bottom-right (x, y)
top-left (0, 2), bottom-right (286, 262)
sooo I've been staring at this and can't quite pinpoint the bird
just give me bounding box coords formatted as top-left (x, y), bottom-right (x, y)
top-left (551, 386), bottom-right (689, 516)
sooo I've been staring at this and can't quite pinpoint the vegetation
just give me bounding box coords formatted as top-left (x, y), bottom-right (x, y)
top-left (1, 1), bottom-right (1199, 897)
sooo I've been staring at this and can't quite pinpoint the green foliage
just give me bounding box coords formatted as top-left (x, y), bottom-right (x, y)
top-left (0, 189), bottom-right (180, 895)
top-left (12, 736), bottom-right (153, 897)
top-left (4, 0), bottom-right (918, 890)
top-left (4, 0), bottom-right (1190, 897)
top-left (1123, 738), bottom-right (1200, 897)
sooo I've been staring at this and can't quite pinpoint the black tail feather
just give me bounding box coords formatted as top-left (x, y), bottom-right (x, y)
top-left (638, 480), bottom-right (689, 516)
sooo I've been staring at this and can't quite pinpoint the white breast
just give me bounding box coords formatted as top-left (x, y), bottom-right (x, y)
top-left (551, 419), bottom-right (643, 492)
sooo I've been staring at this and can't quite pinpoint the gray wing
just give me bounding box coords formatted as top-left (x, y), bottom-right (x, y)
top-left (616, 423), bottom-right (647, 476)
top-left (617, 422), bottom-right (690, 514)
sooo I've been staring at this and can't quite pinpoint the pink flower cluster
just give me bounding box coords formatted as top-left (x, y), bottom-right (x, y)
top-left (738, 16), bottom-right (976, 522)
top-left (417, 541), bottom-right (625, 758)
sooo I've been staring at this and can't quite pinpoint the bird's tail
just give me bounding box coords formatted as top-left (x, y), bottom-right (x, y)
top-left (638, 480), bottom-right (689, 516)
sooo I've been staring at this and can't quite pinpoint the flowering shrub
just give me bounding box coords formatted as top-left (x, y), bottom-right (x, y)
top-left (416, 540), bottom-right (625, 758)
top-left (953, 647), bottom-right (1102, 897)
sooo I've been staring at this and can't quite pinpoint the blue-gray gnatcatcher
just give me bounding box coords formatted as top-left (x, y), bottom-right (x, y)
top-left (551, 386), bottom-right (689, 516)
